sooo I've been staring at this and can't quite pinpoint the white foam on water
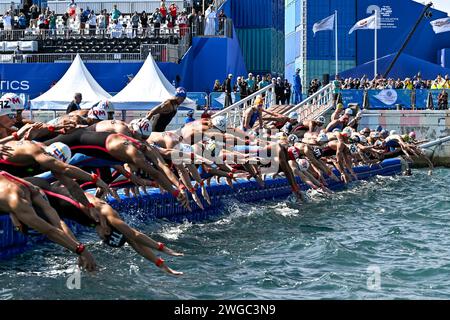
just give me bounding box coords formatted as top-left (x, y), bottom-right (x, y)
top-left (158, 220), bottom-right (193, 240)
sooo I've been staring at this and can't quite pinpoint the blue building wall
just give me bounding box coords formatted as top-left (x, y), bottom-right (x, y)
top-left (356, 0), bottom-right (450, 66)
top-left (307, 0), bottom-right (356, 61)
top-left (225, 0), bottom-right (285, 75)
top-left (286, 0), bottom-right (450, 90)
top-left (228, 0), bottom-right (284, 32)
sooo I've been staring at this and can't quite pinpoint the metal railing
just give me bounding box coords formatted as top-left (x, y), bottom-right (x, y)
top-left (0, 26), bottom-right (190, 41)
top-left (212, 84), bottom-right (275, 128)
top-left (46, 1), bottom-right (185, 15)
top-left (283, 83), bottom-right (334, 121)
top-left (0, 51), bottom-right (175, 63)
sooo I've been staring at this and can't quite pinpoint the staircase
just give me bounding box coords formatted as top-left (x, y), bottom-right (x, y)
top-left (282, 83), bottom-right (334, 121)
top-left (212, 84), bottom-right (275, 128)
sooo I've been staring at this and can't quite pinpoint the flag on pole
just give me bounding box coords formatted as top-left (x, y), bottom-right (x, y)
top-left (312, 13), bottom-right (335, 35)
top-left (349, 14), bottom-right (376, 34)
top-left (430, 17), bottom-right (450, 34)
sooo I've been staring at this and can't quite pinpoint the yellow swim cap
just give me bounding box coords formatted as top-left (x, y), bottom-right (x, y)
top-left (254, 97), bottom-right (264, 106)
top-left (337, 103), bottom-right (344, 109)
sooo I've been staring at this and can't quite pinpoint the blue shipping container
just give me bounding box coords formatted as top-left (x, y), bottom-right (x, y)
top-left (230, 0), bottom-right (285, 32)
top-left (235, 28), bottom-right (285, 75)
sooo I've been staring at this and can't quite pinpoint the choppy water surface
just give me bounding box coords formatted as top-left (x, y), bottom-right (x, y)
top-left (1, 169), bottom-right (450, 300)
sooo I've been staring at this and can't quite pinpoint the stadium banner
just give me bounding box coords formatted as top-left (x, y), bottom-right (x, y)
top-left (209, 92), bottom-right (241, 110)
top-left (341, 90), bottom-right (365, 107)
top-left (186, 92), bottom-right (208, 108)
top-left (414, 89), bottom-right (447, 109)
top-left (367, 89), bottom-right (411, 109)
top-left (0, 62), bottom-right (178, 99)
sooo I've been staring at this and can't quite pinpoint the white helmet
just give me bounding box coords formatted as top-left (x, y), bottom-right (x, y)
top-left (390, 130), bottom-right (398, 136)
top-left (288, 134), bottom-right (299, 145)
top-left (88, 105), bottom-right (108, 121)
top-left (45, 142), bottom-right (72, 163)
top-left (0, 93), bottom-right (23, 115)
top-left (316, 116), bottom-right (326, 124)
top-left (130, 118), bottom-right (152, 137)
top-left (212, 116), bottom-right (227, 132)
top-left (317, 133), bottom-right (329, 143)
top-left (289, 112), bottom-right (298, 120)
top-left (344, 108), bottom-right (353, 116)
top-left (296, 158), bottom-right (310, 172)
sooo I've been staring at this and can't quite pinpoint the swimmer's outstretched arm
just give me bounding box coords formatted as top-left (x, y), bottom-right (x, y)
top-left (9, 194), bottom-right (96, 271)
top-left (92, 198), bottom-right (183, 276)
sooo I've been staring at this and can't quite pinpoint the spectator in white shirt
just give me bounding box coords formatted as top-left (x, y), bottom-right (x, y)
top-left (110, 19), bottom-right (123, 38)
top-left (88, 11), bottom-right (97, 36)
top-left (3, 11), bottom-right (12, 31)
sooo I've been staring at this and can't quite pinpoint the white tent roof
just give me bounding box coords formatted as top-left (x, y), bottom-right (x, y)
top-left (31, 54), bottom-right (111, 110)
top-left (111, 54), bottom-right (195, 110)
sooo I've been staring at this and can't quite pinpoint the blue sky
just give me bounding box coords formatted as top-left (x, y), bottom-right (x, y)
top-left (412, 0), bottom-right (450, 15)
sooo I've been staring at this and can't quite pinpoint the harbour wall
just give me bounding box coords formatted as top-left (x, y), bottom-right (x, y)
top-left (360, 110), bottom-right (450, 167)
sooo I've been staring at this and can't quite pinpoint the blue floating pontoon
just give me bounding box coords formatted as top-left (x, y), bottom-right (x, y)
top-left (0, 158), bottom-right (403, 260)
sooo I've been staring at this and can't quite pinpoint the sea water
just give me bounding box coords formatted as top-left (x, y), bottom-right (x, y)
top-left (1, 169), bottom-right (450, 300)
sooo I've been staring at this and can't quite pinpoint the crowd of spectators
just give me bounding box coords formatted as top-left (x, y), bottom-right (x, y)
top-left (0, 1), bottom-right (228, 39)
top-left (336, 74), bottom-right (450, 90)
top-left (213, 73), bottom-right (293, 107)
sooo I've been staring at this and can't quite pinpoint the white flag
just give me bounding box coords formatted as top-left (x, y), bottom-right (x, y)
top-left (313, 13), bottom-right (335, 35)
top-left (349, 14), bottom-right (376, 34)
top-left (430, 17), bottom-right (450, 34)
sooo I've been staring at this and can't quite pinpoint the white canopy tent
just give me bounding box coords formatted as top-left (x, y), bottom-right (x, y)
top-left (31, 54), bottom-right (112, 110)
top-left (111, 54), bottom-right (195, 110)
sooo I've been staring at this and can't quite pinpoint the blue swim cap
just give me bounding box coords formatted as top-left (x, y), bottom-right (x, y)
top-left (175, 87), bottom-right (187, 98)
top-left (376, 125), bottom-right (383, 132)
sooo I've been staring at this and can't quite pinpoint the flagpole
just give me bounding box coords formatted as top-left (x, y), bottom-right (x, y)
top-left (335, 10), bottom-right (338, 76)
top-left (374, 10), bottom-right (378, 78)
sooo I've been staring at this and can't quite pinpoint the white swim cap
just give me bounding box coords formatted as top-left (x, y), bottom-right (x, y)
top-left (345, 108), bottom-right (353, 116)
top-left (130, 118), bottom-right (152, 137)
top-left (296, 158), bottom-right (310, 172)
top-left (349, 144), bottom-right (358, 154)
top-left (316, 116), bottom-right (326, 124)
top-left (98, 100), bottom-right (114, 112)
top-left (288, 134), bottom-right (299, 145)
top-left (45, 142), bottom-right (72, 163)
top-left (359, 135), bottom-right (368, 144)
top-left (212, 116), bottom-right (227, 132)
top-left (390, 130), bottom-right (398, 136)
top-left (88, 106), bottom-right (108, 121)
top-left (317, 133), bottom-right (329, 143)
top-left (0, 93), bottom-right (23, 116)
top-left (179, 143), bottom-right (193, 153)
top-left (205, 139), bottom-right (216, 152)
top-left (289, 112), bottom-right (298, 120)
top-left (342, 127), bottom-right (353, 137)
